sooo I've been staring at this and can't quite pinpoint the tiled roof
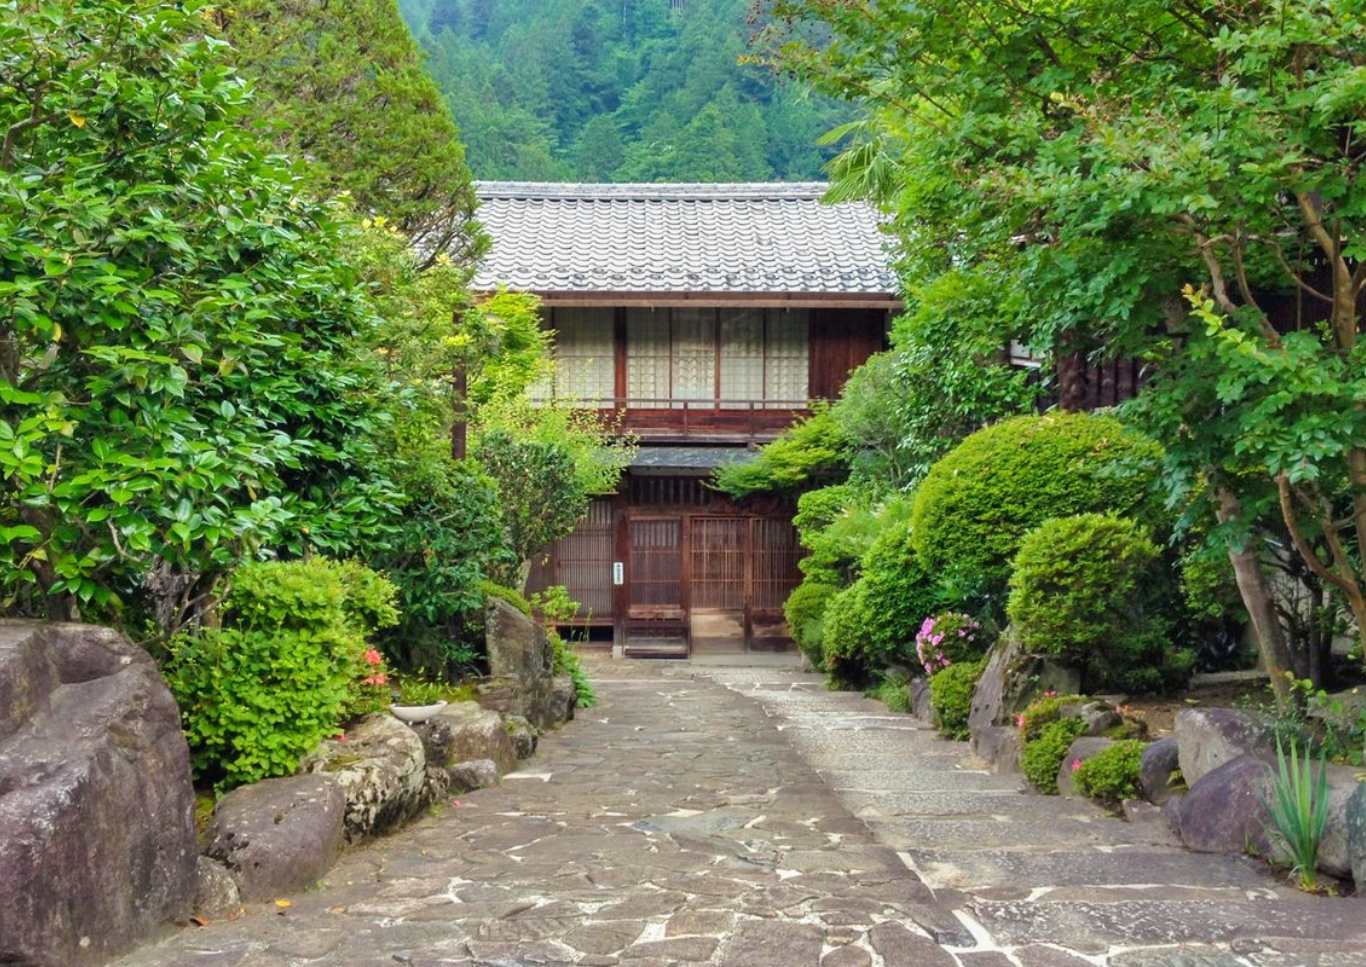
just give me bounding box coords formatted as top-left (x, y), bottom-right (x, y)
top-left (629, 446), bottom-right (756, 473)
top-left (470, 182), bottom-right (898, 297)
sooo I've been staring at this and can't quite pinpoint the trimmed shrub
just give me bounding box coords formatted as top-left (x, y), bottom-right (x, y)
top-left (914, 611), bottom-right (987, 676)
top-left (930, 660), bottom-right (985, 740)
top-left (1073, 740), bottom-right (1146, 805)
top-left (1008, 513), bottom-right (1194, 693)
top-left (1016, 693), bottom-right (1086, 741)
top-left (785, 580), bottom-right (839, 666)
top-left (1022, 717), bottom-right (1087, 794)
top-left (714, 407), bottom-right (846, 498)
top-left (821, 583), bottom-right (871, 688)
top-left (166, 558), bottom-right (398, 792)
top-left (910, 412), bottom-right (1164, 605)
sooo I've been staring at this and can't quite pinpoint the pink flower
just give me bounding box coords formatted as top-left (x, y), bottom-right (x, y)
top-left (363, 648), bottom-right (383, 666)
top-left (1044, 689), bottom-right (1057, 699)
top-left (1070, 759), bottom-right (1083, 772)
top-left (335, 732), bottom-right (348, 743)
top-left (363, 673), bottom-right (388, 686)
top-left (1015, 714), bottom-right (1025, 729)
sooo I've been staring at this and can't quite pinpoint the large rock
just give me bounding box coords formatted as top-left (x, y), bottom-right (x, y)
top-left (1139, 737), bottom-right (1182, 805)
top-left (1175, 707), bottom-right (1273, 786)
top-left (1170, 753), bottom-right (1273, 857)
top-left (970, 725), bottom-right (1020, 775)
top-left (967, 628), bottom-right (1082, 736)
top-left (413, 700), bottom-right (518, 776)
top-left (301, 713), bottom-right (428, 842)
top-left (1313, 763), bottom-right (1364, 880)
top-left (205, 774), bottom-right (345, 901)
top-left (192, 858), bottom-right (242, 920)
top-left (1349, 782), bottom-right (1366, 887)
top-left (908, 677), bottom-right (932, 721)
top-left (0, 621), bottom-right (197, 966)
top-left (1057, 737), bottom-right (1114, 799)
top-left (477, 598), bottom-right (578, 730)
top-left (505, 714), bottom-right (539, 759)
top-left (449, 758), bottom-right (501, 793)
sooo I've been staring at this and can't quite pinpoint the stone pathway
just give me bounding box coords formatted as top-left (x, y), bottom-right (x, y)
top-left (119, 661), bottom-right (1366, 967)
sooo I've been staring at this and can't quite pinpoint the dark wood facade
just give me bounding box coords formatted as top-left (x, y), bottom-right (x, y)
top-left (527, 304), bottom-right (889, 654)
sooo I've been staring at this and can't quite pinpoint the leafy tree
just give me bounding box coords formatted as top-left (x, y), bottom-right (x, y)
top-left (220, 0), bottom-right (483, 263)
top-left (399, 0), bottom-right (850, 180)
top-left (763, 0), bottom-right (1366, 696)
top-left (0, 0), bottom-right (402, 629)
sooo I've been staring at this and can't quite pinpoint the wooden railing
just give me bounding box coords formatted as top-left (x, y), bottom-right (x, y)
top-left (596, 397), bottom-right (815, 440)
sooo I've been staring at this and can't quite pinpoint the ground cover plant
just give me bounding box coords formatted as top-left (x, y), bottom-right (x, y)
top-left (1072, 740), bottom-right (1146, 807)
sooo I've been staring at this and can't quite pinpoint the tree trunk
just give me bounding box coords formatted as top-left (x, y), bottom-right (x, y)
top-left (1215, 485), bottom-right (1293, 705)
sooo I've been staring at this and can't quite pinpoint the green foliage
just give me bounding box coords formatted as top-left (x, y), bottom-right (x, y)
top-left (868, 677), bottom-right (912, 714)
top-left (1268, 738), bottom-right (1331, 892)
top-left (1017, 694), bottom-right (1086, 743)
top-left (481, 580), bottom-right (532, 617)
top-left (1073, 740), bottom-right (1145, 806)
top-left (929, 660), bottom-right (984, 741)
top-left (0, 0), bottom-right (412, 627)
top-left (530, 586), bottom-right (596, 709)
top-left (910, 413), bottom-right (1164, 608)
top-left (913, 611), bottom-right (988, 676)
top-left (795, 487), bottom-right (881, 586)
top-left (222, 0), bottom-right (483, 261)
top-left (166, 559), bottom-right (397, 791)
top-left (822, 503), bottom-right (941, 684)
top-left (394, 677), bottom-right (476, 706)
top-left (783, 580), bottom-right (837, 667)
top-left (1021, 718), bottom-right (1086, 795)
top-left (763, 0), bottom-right (1366, 679)
top-left (1009, 514), bottom-right (1193, 694)
top-left (713, 408), bottom-right (846, 499)
top-left (398, 0), bottom-right (849, 180)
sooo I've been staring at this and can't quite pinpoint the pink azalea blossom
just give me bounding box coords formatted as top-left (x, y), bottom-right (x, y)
top-left (363, 648), bottom-right (383, 666)
top-left (1070, 758), bottom-right (1083, 772)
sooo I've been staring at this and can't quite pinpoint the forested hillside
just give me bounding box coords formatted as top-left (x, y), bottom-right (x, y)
top-left (397, 0), bottom-right (849, 181)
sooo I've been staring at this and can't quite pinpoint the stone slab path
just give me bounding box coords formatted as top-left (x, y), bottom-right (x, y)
top-left (119, 661), bottom-right (1366, 967)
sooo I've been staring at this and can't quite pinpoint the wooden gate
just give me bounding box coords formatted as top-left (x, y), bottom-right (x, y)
top-left (624, 516), bottom-right (688, 657)
top-left (690, 517), bottom-right (748, 653)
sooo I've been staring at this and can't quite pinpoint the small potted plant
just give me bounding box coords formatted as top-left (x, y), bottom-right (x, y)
top-left (389, 677), bottom-right (449, 724)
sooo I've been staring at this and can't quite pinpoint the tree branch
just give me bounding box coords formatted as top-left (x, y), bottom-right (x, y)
top-left (1276, 472), bottom-right (1360, 600)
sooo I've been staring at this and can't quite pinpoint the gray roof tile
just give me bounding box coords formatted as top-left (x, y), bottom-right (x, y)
top-left (471, 182), bottom-right (898, 296)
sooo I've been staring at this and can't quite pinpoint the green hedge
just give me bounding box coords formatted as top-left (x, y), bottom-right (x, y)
top-left (1008, 513), bottom-right (1193, 693)
top-left (1073, 740), bottom-right (1146, 805)
top-left (167, 558), bottom-right (398, 791)
top-left (785, 580), bottom-right (839, 667)
top-left (930, 660), bottom-right (985, 740)
top-left (910, 412), bottom-right (1164, 605)
top-left (1022, 717), bottom-right (1087, 794)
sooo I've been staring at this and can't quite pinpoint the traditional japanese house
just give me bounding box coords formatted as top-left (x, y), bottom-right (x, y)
top-left (472, 182), bottom-right (899, 657)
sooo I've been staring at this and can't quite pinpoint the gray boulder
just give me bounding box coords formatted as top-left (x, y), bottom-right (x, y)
top-left (477, 598), bottom-right (578, 730)
top-left (908, 677), bottom-right (932, 721)
top-left (1139, 737), bottom-right (1182, 805)
top-left (1062, 700), bottom-right (1121, 737)
top-left (1057, 737), bottom-right (1114, 799)
top-left (1313, 764), bottom-right (1364, 880)
top-left (0, 620), bottom-right (199, 967)
top-left (192, 857), bottom-right (242, 920)
top-left (414, 700), bottom-right (518, 776)
top-left (505, 714), bottom-right (539, 759)
top-left (301, 713), bottom-right (428, 842)
top-left (967, 627), bottom-right (1081, 735)
top-left (1349, 782), bottom-right (1366, 887)
top-left (1170, 753), bottom-right (1273, 856)
top-left (1175, 707), bottom-right (1273, 786)
top-left (449, 758), bottom-right (501, 793)
top-left (0, 621), bottom-right (198, 967)
top-left (970, 725), bottom-right (1020, 775)
top-left (205, 774), bottom-right (345, 901)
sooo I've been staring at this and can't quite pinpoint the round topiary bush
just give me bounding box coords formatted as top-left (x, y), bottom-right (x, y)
top-left (909, 412), bottom-right (1164, 604)
top-left (929, 660), bottom-right (985, 740)
top-left (1073, 739), bottom-right (1146, 805)
top-left (1021, 717), bottom-right (1087, 794)
top-left (821, 582), bottom-right (872, 688)
top-left (785, 580), bottom-right (838, 667)
top-left (1007, 513), bottom-right (1193, 693)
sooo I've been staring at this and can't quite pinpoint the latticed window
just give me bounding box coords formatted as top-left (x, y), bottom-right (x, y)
top-left (530, 308), bottom-right (616, 405)
top-left (624, 307), bottom-right (810, 408)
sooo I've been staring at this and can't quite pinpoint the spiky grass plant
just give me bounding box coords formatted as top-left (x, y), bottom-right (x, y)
top-left (1267, 737), bottom-right (1330, 891)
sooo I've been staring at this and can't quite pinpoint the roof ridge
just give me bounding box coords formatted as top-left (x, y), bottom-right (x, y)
top-left (475, 181), bottom-right (833, 202)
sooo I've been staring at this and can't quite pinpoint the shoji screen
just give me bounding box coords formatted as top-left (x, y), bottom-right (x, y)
top-left (669, 308), bottom-right (716, 409)
top-left (626, 308), bottom-right (670, 407)
top-left (551, 308), bottom-right (615, 405)
top-left (764, 309), bottom-right (809, 408)
top-left (719, 308), bottom-right (764, 408)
